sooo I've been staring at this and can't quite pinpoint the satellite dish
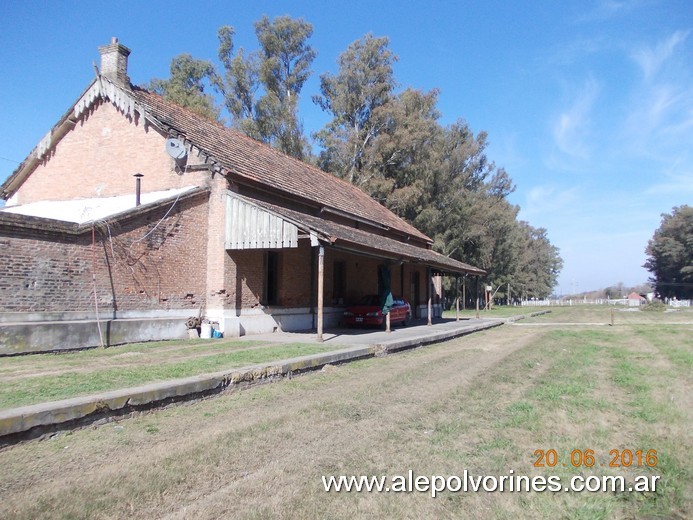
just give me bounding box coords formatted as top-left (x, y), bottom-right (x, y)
top-left (165, 138), bottom-right (187, 160)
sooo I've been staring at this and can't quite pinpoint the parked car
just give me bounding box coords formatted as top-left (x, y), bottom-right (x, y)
top-left (342, 295), bottom-right (412, 327)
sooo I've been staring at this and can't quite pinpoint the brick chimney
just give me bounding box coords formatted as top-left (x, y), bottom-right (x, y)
top-left (98, 37), bottom-right (131, 87)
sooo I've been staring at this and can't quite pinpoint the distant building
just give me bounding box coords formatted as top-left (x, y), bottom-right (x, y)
top-left (627, 292), bottom-right (646, 307)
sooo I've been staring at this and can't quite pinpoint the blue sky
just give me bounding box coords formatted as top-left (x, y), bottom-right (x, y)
top-left (1, 0), bottom-right (691, 294)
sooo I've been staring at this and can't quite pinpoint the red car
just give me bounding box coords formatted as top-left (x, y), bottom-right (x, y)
top-left (342, 295), bottom-right (412, 327)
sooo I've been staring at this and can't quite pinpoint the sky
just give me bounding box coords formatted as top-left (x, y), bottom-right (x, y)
top-left (0, 0), bottom-right (691, 294)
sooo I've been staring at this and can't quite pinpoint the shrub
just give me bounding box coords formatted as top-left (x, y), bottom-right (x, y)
top-left (641, 300), bottom-right (666, 312)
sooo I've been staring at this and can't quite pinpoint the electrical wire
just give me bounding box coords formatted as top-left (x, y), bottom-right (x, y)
top-left (129, 191), bottom-right (183, 247)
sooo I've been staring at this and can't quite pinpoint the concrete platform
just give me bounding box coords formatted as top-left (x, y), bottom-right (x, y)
top-left (0, 312), bottom-right (546, 445)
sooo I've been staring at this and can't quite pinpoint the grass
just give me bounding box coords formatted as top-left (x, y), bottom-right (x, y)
top-left (370, 318), bottom-right (691, 518)
top-left (518, 303), bottom-right (693, 324)
top-left (443, 306), bottom-right (537, 319)
top-left (0, 341), bottom-right (334, 409)
top-left (0, 306), bottom-right (690, 519)
top-left (445, 303), bottom-right (693, 324)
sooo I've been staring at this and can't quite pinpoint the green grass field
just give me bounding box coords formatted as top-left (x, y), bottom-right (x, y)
top-left (0, 306), bottom-right (690, 519)
top-left (0, 339), bottom-right (333, 409)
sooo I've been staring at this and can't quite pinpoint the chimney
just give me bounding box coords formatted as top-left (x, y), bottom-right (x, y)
top-left (134, 173), bottom-right (143, 206)
top-left (98, 37), bottom-right (131, 87)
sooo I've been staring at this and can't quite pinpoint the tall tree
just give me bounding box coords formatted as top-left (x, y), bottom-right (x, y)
top-left (313, 34), bottom-right (398, 184)
top-left (148, 55), bottom-right (221, 121)
top-left (515, 223), bottom-right (563, 298)
top-left (217, 16), bottom-right (316, 159)
top-left (216, 25), bottom-right (259, 138)
top-left (150, 16), bottom-right (315, 159)
top-left (644, 205), bottom-right (693, 299)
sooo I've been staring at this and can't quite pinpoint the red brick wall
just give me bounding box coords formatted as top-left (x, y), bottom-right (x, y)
top-left (0, 193), bottom-right (208, 313)
top-left (225, 250), bottom-right (264, 309)
top-left (8, 101), bottom-right (210, 205)
top-left (0, 233), bottom-right (92, 312)
top-left (99, 193), bottom-right (208, 311)
top-left (322, 248), bottom-right (428, 306)
top-left (224, 242), bottom-right (314, 310)
top-left (279, 242), bottom-right (312, 307)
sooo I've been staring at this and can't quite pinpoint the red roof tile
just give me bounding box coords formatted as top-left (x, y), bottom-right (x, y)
top-left (249, 197), bottom-right (485, 275)
top-left (130, 87), bottom-right (432, 243)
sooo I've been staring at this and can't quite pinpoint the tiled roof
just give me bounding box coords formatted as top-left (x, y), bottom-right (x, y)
top-left (251, 198), bottom-right (485, 276)
top-left (129, 87), bottom-right (432, 243)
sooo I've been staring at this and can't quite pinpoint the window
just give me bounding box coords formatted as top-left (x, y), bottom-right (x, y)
top-left (333, 261), bottom-right (346, 304)
top-left (264, 251), bottom-right (279, 306)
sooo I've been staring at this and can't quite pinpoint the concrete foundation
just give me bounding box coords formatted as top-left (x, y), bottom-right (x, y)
top-left (0, 306), bottom-right (345, 355)
top-left (0, 315), bottom-right (189, 355)
top-left (205, 307), bottom-right (344, 338)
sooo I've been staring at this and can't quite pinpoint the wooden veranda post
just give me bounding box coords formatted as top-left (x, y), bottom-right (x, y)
top-left (455, 274), bottom-right (460, 321)
top-left (317, 245), bottom-right (324, 342)
top-left (462, 276), bottom-right (466, 310)
top-left (427, 268), bottom-right (433, 326)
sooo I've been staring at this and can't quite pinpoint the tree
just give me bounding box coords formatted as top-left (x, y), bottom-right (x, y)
top-left (315, 33), bottom-right (563, 297)
top-left (217, 16), bottom-right (316, 159)
top-left (313, 34), bottom-right (398, 184)
top-left (216, 25), bottom-right (259, 137)
top-left (515, 223), bottom-right (563, 298)
top-left (644, 205), bottom-right (693, 299)
top-left (148, 55), bottom-right (221, 121)
top-left (150, 16), bottom-right (315, 159)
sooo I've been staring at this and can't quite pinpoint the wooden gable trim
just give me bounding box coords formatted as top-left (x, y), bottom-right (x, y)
top-left (1, 77), bottom-right (169, 200)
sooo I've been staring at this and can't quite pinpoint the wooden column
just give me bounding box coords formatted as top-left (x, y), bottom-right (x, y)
top-left (427, 268), bottom-right (433, 326)
top-left (317, 245), bottom-right (324, 342)
top-left (455, 274), bottom-right (460, 321)
top-left (462, 276), bottom-right (466, 310)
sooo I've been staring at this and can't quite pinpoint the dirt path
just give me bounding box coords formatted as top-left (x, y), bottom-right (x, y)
top-left (0, 326), bottom-right (542, 519)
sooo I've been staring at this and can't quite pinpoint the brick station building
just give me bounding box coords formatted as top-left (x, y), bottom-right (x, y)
top-left (0, 38), bottom-right (484, 355)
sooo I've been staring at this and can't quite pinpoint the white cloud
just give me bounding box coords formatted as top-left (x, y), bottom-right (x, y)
top-left (552, 77), bottom-right (599, 160)
top-left (644, 166), bottom-right (693, 196)
top-left (521, 185), bottom-right (581, 218)
top-left (620, 31), bottom-right (693, 162)
top-left (631, 30), bottom-right (689, 81)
